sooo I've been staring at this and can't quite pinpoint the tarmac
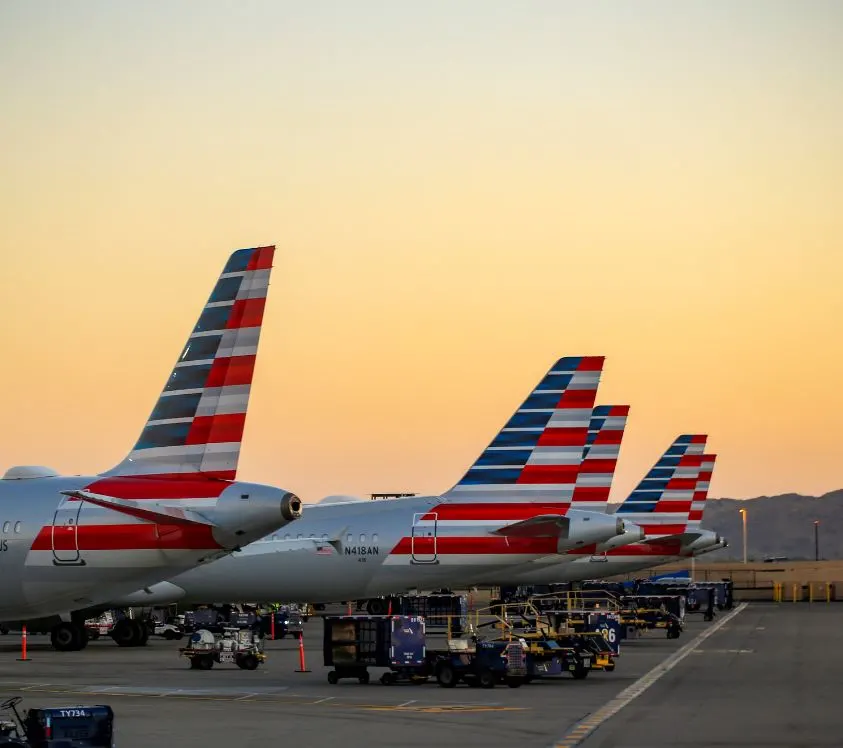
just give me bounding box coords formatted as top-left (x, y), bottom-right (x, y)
top-left (0, 603), bottom-right (838, 747)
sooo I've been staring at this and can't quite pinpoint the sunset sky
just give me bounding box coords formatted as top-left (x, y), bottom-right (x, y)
top-left (1, 1), bottom-right (841, 503)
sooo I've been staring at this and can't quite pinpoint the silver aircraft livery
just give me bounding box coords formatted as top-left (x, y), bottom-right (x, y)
top-left (0, 246), bottom-right (302, 650)
top-left (115, 356), bottom-right (637, 609)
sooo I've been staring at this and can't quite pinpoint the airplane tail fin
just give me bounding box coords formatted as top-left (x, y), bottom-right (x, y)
top-left (570, 404), bottom-right (629, 512)
top-left (616, 434), bottom-right (707, 536)
top-left (102, 246), bottom-right (275, 481)
top-left (442, 356), bottom-right (604, 505)
top-left (687, 454), bottom-right (716, 531)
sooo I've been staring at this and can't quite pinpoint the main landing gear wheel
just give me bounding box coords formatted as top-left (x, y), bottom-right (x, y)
top-left (111, 619), bottom-right (148, 647)
top-left (51, 622), bottom-right (88, 652)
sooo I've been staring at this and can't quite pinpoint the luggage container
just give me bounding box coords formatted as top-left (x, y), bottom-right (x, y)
top-left (323, 615), bottom-right (427, 685)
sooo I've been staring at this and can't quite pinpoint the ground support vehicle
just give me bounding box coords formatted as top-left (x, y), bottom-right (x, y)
top-left (259, 607), bottom-right (304, 640)
top-left (621, 596), bottom-right (685, 638)
top-left (152, 621), bottom-right (184, 640)
top-left (323, 615), bottom-right (428, 685)
top-left (179, 627), bottom-right (266, 670)
top-left (0, 696), bottom-right (113, 747)
top-left (431, 639), bottom-right (527, 689)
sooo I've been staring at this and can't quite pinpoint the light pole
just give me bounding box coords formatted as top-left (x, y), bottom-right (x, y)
top-left (814, 520), bottom-right (820, 562)
top-left (739, 508), bottom-right (747, 564)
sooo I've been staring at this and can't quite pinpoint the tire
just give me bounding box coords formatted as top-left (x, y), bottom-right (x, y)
top-left (604, 663), bottom-right (616, 672)
top-left (197, 656), bottom-right (214, 670)
top-left (380, 673), bottom-right (394, 685)
top-left (327, 671), bottom-right (338, 684)
top-left (506, 677), bottom-right (522, 688)
top-left (238, 654), bottom-right (259, 671)
top-left (163, 630), bottom-right (176, 640)
top-left (51, 622), bottom-right (83, 652)
top-left (436, 663), bottom-right (458, 688)
top-left (111, 620), bottom-right (139, 648)
top-left (359, 672), bottom-right (370, 684)
top-left (478, 669), bottom-right (496, 689)
top-left (137, 622), bottom-right (150, 647)
top-left (572, 666), bottom-right (589, 680)
top-left (189, 657), bottom-right (202, 669)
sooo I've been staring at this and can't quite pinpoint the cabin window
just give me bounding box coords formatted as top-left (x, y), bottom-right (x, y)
top-left (13, 522), bottom-right (20, 534)
top-left (347, 533), bottom-right (353, 544)
top-left (297, 534), bottom-right (303, 540)
top-left (2, 522), bottom-right (8, 533)
top-left (284, 534), bottom-right (290, 540)
top-left (372, 533), bottom-right (379, 544)
top-left (360, 533), bottom-right (367, 544)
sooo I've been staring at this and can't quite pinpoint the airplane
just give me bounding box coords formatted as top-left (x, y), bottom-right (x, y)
top-left (111, 356), bottom-right (637, 612)
top-left (0, 245), bottom-right (303, 651)
top-left (497, 439), bottom-right (724, 584)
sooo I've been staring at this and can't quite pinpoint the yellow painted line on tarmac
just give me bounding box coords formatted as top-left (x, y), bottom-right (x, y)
top-left (361, 704), bottom-right (526, 713)
top-left (16, 686), bottom-right (526, 714)
top-left (551, 602), bottom-right (749, 748)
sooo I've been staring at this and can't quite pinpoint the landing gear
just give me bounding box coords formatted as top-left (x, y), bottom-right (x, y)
top-left (50, 621), bottom-right (89, 652)
top-left (111, 619), bottom-right (149, 648)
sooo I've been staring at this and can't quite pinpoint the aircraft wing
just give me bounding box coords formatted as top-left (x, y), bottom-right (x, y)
top-left (492, 514), bottom-right (570, 539)
top-left (60, 490), bottom-right (217, 527)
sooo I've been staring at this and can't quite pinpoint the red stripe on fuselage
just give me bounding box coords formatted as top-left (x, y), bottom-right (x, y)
top-left (86, 477), bottom-right (230, 500)
top-left (390, 536), bottom-right (559, 556)
top-left (637, 523), bottom-right (687, 535)
top-left (32, 523), bottom-right (221, 551)
top-left (420, 503), bottom-right (570, 521)
top-left (666, 478), bottom-right (697, 490)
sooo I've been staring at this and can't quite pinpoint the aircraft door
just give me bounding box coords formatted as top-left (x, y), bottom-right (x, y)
top-left (411, 512), bottom-right (438, 564)
top-left (51, 497), bottom-right (85, 566)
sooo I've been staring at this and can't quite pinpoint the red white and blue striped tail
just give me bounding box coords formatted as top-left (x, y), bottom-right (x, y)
top-left (442, 356), bottom-right (604, 505)
top-left (687, 453), bottom-right (716, 531)
top-left (616, 434), bottom-right (707, 537)
top-left (103, 246), bottom-right (275, 481)
top-left (570, 404), bottom-right (629, 512)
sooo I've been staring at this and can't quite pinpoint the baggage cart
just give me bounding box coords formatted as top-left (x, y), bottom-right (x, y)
top-left (323, 615), bottom-right (427, 685)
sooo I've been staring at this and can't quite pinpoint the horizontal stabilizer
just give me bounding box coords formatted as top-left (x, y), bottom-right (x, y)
top-left (492, 514), bottom-right (570, 539)
top-left (60, 490), bottom-right (217, 527)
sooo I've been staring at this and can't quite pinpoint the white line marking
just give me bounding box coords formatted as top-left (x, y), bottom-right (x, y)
top-left (397, 700), bottom-right (417, 707)
top-left (551, 602), bottom-right (749, 748)
top-left (311, 697), bottom-right (334, 704)
top-left (235, 693), bottom-right (257, 701)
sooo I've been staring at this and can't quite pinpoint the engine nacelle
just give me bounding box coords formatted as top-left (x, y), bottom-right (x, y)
top-left (558, 509), bottom-right (626, 553)
top-left (208, 482), bottom-right (303, 549)
top-left (594, 521), bottom-right (645, 552)
top-left (682, 530), bottom-right (721, 554)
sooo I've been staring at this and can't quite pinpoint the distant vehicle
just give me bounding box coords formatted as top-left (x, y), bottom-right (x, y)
top-left (763, 556), bottom-right (789, 563)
